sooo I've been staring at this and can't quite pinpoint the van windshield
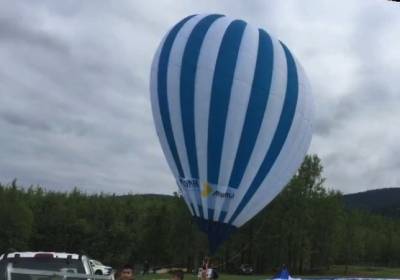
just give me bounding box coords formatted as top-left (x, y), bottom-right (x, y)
top-left (0, 257), bottom-right (86, 280)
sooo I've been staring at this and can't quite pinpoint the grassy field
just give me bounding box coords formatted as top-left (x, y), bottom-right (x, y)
top-left (319, 265), bottom-right (400, 278)
top-left (136, 274), bottom-right (269, 280)
top-left (133, 265), bottom-right (400, 280)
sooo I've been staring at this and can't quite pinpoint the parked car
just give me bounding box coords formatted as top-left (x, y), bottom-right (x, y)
top-left (239, 264), bottom-right (254, 275)
top-left (89, 259), bottom-right (113, 275)
top-left (0, 251), bottom-right (94, 279)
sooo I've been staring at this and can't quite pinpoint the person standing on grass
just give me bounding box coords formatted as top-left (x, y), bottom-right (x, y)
top-left (171, 270), bottom-right (184, 280)
top-left (197, 267), bottom-right (203, 280)
top-left (118, 264), bottom-right (135, 280)
top-left (142, 260), bottom-right (150, 275)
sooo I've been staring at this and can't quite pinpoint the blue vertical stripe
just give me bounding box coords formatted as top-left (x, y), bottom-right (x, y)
top-left (218, 211), bottom-right (227, 223)
top-left (157, 15), bottom-right (195, 178)
top-left (189, 203), bottom-right (196, 215)
top-left (228, 29), bottom-right (274, 189)
top-left (180, 14), bottom-right (223, 179)
top-left (228, 42), bottom-right (299, 225)
top-left (198, 205), bottom-right (204, 219)
top-left (208, 208), bottom-right (215, 220)
top-left (207, 20), bottom-right (247, 185)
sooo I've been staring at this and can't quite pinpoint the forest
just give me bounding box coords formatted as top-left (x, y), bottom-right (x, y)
top-left (1, 155), bottom-right (400, 274)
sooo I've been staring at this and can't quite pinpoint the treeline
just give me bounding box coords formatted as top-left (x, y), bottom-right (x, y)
top-left (1, 155), bottom-right (400, 274)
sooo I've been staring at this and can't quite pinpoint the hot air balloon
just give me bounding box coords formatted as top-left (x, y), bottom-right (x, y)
top-left (150, 14), bottom-right (314, 253)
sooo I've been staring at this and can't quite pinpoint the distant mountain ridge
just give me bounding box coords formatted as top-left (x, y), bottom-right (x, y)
top-left (343, 187), bottom-right (400, 217)
top-left (119, 189), bottom-right (400, 218)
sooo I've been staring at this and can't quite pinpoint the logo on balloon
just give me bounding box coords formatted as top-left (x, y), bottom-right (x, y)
top-left (178, 179), bottom-right (235, 199)
top-left (201, 182), bottom-right (213, 197)
top-left (212, 190), bottom-right (234, 199)
top-left (178, 178), bottom-right (200, 189)
top-left (202, 182), bottom-right (235, 199)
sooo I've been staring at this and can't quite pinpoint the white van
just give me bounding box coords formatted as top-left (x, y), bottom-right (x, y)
top-left (0, 252), bottom-right (113, 280)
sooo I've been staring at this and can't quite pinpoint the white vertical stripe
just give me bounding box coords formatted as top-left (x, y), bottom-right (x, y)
top-left (234, 118), bottom-right (312, 226)
top-left (177, 181), bottom-right (195, 216)
top-left (277, 59), bottom-right (314, 182)
top-left (150, 38), bottom-right (179, 177)
top-left (297, 59), bottom-right (315, 129)
top-left (234, 57), bottom-right (313, 226)
top-left (213, 24), bottom-right (259, 221)
top-left (150, 34), bottom-right (196, 215)
top-left (272, 58), bottom-right (313, 192)
top-left (166, 15), bottom-right (208, 217)
top-left (167, 15), bottom-right (206, 178)
top-left (217, 25), bottom-right (259, 186)
top-left (224, 37), bottom-right (288, 223)
top-left (234, 117), bottom-right (311, 226)
top-left (194, 16), bottom-right (233, 219)
top-left (234, 57), bottom-right (311, 225)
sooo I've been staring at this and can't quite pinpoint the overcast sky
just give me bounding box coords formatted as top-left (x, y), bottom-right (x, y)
top-left (0, 0), bottom-right (399, 195)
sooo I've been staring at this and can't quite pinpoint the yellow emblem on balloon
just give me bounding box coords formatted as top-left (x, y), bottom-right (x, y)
top-left (201, 182), bottom-right (213, 197)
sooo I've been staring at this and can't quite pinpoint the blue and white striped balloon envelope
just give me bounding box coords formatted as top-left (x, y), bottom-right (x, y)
top-left (150, 14), bottom-right (314, 253)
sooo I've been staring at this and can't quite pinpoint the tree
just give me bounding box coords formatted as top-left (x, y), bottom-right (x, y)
top-left (0, 183), bottom-right (33, 252)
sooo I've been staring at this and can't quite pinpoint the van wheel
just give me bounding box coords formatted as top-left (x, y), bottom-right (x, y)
top-left (95, 270), bottom-right (103, 275)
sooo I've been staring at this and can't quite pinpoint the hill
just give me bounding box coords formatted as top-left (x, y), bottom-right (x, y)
top-left (343, 187), bottom-right (400, 217)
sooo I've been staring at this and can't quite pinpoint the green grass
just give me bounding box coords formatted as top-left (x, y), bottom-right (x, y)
top-left (316, 265), bottom-right (400, 278)
top-left (135, 274), bottom-right (269, 280)
top-left (134, 265), bottom-right (400, 279)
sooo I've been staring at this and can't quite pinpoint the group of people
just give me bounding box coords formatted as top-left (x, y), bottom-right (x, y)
top-left (116, 264), bottom-right (184, 280)
top-left (197, 267), bottom-right (218, 280)
top-left (115, 257), bottom-right (219, 280)
top-left (197, 258), bottom-right (219, 280)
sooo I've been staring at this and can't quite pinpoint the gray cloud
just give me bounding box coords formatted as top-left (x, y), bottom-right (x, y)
top-left (0, 19), bottom-right (68, 54)
top-left (0, 0), bottom-right (399, 194)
